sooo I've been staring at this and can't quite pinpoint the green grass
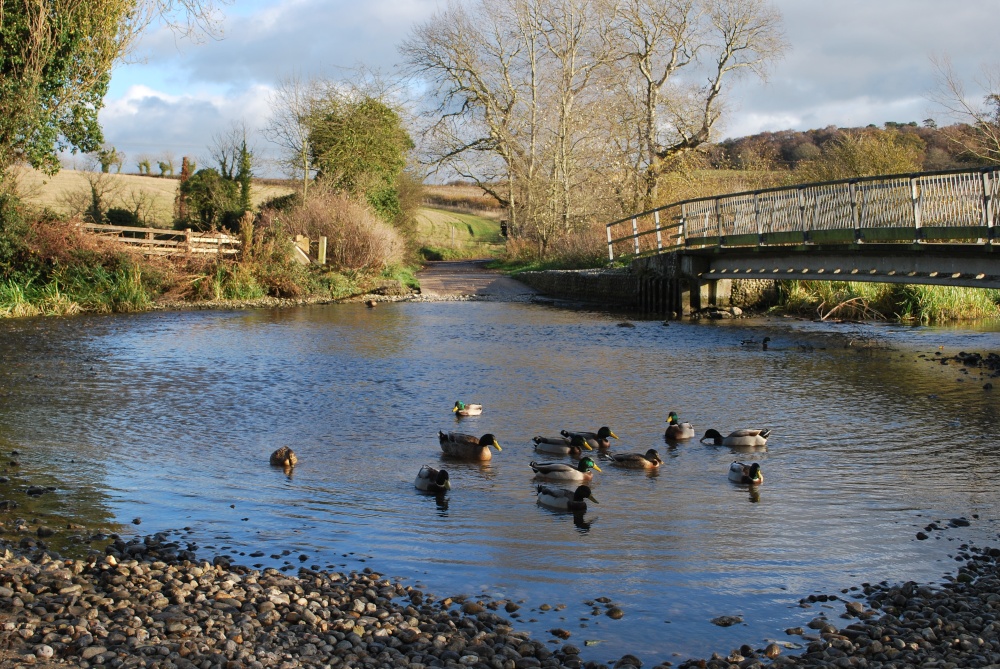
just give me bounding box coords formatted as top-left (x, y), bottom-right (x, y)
top-left (414, 207), bottom-right (504, 260)
top-left (775, 280), bottom-right (1000, 323)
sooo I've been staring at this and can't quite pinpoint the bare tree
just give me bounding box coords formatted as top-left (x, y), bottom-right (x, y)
top-left (62, 162), bottom-right (125, 223)
top-left (402, 0), bottom-right (785, 257)
top-left (264, 74), bottom-right (320, 199)
top-left (611, 0), bottom-right (786, 207)
top-left (931, 55), bottom-right (1000, 163)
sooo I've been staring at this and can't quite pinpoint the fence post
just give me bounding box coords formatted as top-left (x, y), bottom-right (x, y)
top-left (654, 210), bottom-right (663, 250)
top-left (798, 187), bottom-right (809, 243)
top-left (754, 192), bottom-right (763, 245)
top-left (679, 203), bottom-right (687, 247)
top-left (318, 236), bottom-right (327, 265)
top-left (983, 170), bottom-right (995, 243)
top-left (606, 223), bottom-right (614, 261)
top-left (632, 217), bottom-right (640, 255)
top-left (849, 182), bottom-right (862, 243)
top-left (910, 176), bottom-right (922, 242)
top-left (185, 228), bottom-right (192, 254)
top-left (715, 197), bottom-right (724, 246)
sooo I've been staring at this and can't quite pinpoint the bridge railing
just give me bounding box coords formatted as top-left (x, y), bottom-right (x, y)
top-left (606, 166), bottom-right (1000, 261)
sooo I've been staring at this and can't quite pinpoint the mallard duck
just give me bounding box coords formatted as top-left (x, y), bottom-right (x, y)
top-left (740, 336), bottom-right (771, 350)
top-left (536, 484), bottom-right (598, 511)
top-left (665, 412), bottom-right (695, 440)
top-left (560, 427), bottom-right (618, 449)
top-left (414, 465), bottom-right (451, 493)
top-left (728, 461), bottom-right (763, 484)
top-left (452, 401), bottom-right (483, 416)
top-left (604, 448), bottom-right (663, 469)
top-left (532, 433), bottom-right (592, 456)
top-left (269, 446), bottom-right (298, 467)
top-left (530, 456), bottom-right (601, 482)
top-left (438, 431), bottom-right (502, 461)
top-left (701, 428), bottom-right (770, 448)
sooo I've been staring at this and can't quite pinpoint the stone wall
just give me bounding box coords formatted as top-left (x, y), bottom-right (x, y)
top-left (730, 279), bottom-right (779, 309)
top-left (516, 267), bottom-right (780, 314)
top-left (516, 269), bottom-right (638, 308)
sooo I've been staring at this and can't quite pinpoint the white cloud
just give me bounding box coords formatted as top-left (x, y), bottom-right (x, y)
top-left (99, 84), bottom-right (276, 170)
top-left (98, 0), bottom-right (1000, 174)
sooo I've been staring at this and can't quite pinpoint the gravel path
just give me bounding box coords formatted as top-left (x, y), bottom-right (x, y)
top-left (415, 261), bottom-right (538, 300)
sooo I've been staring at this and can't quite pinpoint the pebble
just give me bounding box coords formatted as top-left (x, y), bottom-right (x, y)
top-left (1, 530), bottom-right (1000, 669)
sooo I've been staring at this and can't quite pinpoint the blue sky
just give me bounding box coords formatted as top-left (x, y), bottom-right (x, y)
top-left (92, 0), bottom-right (1000, 177)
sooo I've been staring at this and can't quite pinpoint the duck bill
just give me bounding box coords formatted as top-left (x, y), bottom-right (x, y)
top-left (610, 431), bottom-right (619, 439)
top-left (591, 464), bottom-right (602, 472)
top-left (583, 443), bottom-right (593, 450)
top-left (588, 495), bottom-right (599, 504)
top-left (493, 441), bottom-right (502, 451)
top-left (445, 481), bottom-right (452, 490)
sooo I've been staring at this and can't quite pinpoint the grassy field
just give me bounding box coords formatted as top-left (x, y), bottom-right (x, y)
top-left (414, 207), bottom-right (505, 259)
top-left (12, 168), bottom-right (294, 228)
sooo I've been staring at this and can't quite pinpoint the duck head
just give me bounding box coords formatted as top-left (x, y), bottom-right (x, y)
top-left (453, 401), bottom-right (466, 412)
top-left (479, 434), bottom-right (502, 451)
top-left (748, 462), bottom-right (762, 481)
top-left (435, 469), bottom-right (452, 490)
top-left (570, 434), bottom-right (592, 451)
top-left (598, 427), bottom-right (618, 440)
top-left (701, 429), bottom-right (724, 445)
top-left (574, 485), bottom-right (599, 504)
top-left (644, 449), bottom-right (663, 464)
top-left (666, 412), bottom-right (680, 425)
top-left (578, 456), bottom-right (602, 472)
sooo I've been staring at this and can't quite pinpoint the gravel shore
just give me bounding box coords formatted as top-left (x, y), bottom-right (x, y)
top-left (1, 533), bottom-right (1000, 669)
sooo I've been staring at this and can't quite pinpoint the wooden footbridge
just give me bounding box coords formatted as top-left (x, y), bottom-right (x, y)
top-left (605, 166), bottom-right (1000, 313)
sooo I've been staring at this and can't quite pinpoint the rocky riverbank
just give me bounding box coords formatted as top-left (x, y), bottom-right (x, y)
top-left (1, 533), bottom-right (1000, 669)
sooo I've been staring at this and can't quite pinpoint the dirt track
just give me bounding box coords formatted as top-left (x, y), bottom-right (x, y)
top-left (416, 260), bottom-right (539, 299)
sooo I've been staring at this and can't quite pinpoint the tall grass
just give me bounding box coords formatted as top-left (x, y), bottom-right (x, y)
top-left (777, 281), bottom-right (1000, 323)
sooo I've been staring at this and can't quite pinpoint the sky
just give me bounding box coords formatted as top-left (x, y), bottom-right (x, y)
top-left (91, 0), bottom-right (1000, 177)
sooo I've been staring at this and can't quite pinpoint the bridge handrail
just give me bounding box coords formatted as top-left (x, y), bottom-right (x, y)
top-left (606, 165), bottom-right (1000, 261)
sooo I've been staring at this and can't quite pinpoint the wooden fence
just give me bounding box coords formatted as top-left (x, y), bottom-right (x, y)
top-left (80, 223), bottom-right (240, 256)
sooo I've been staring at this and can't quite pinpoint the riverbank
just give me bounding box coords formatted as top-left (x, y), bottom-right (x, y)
top-left (0, 532), bottom-right (999, 669)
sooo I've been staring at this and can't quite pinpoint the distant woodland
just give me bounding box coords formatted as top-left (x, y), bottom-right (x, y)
top-left (712, 121), bottom-right (985, 174)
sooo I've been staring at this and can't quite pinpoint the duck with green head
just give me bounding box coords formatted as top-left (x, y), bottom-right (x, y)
top-left (728, 461), bottom-right (763, 484)
top-left (439, 431), bottom-right (502, 461)
top-left (605, 448), bottom-right (663, 469)
top-left (560, 427), bottom-right (618, 449)
top-left (536, 484), bottom-right (598, 511)
top-left (665, 412), bottom-right (695, 441)
top-left (701, 428), bottom-right (770, 448)
top-left (533, 433), bottom-right (592, 457)
top-left (414, 465), bottom-right (452, 493)
top-left (530, 456), bottom-right (601, 482)
top-left (452, 401), bottom-right (483, 416)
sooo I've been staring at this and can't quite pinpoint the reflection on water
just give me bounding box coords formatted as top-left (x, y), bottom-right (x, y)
top-left (1, 304), bottom-right (1000, 663)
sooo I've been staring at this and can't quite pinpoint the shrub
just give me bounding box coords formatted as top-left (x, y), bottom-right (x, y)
top-left (105, 207), bottom-right (140, 227)
top-left (269, 190), bottom-right (404, 272)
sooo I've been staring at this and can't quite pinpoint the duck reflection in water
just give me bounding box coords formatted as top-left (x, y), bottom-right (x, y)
top-left (573, 510), bottom-right (595, 532)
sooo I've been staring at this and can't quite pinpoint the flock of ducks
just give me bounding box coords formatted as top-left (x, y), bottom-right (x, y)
top-left (391, 404), bottom-right (769, 513)
top-left (266, 405), bottom-right (769, 511)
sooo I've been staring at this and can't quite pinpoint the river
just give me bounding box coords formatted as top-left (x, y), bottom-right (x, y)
top-left (0, 301), bottom-right (999, 664)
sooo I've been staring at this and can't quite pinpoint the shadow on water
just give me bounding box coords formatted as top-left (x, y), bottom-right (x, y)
top-left (0, 304), bottom-right (999, 662)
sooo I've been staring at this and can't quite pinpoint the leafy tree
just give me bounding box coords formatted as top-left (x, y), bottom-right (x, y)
top-left (178, 168), bottom-right (240, 231)
top-left (0, 0), bottom-right (224, 180)
top-left (308, 96), bottom-right (414, 221)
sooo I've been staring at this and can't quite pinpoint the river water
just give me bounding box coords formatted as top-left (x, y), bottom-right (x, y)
top-left (1, 302), bottom-right (1000, 664)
